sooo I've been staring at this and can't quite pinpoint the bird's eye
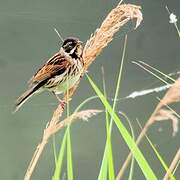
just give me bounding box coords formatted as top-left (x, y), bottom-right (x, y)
top-left (66, 42), bottom-right (72, 46)
top-left (63, 42), bottom-right (74, 50)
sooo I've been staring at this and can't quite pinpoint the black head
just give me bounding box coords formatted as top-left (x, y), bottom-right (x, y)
top-left (62, 37), bottom-right (83, 58)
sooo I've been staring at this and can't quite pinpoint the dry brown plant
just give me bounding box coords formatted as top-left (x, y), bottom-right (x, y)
top-left (24, 2), bottom-right (143, 180)
top-left (116, 72), bottom-right (180, 179)
top-left (163, 148), bottom-right (180, 180)
top-left (64, 3), bottom-right (142, 101)
top-left (24, 107), bottom-right (101, 180)
top-left (158, 78), bottom-right (180, 106)
top-left (153, 108), bottom-right (178, 136)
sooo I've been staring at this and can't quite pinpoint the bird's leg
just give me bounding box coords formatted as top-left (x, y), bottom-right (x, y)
top-left (53, 92), bottom-right (62, 102)
top-left (52, 91), bottom-right (66, 109)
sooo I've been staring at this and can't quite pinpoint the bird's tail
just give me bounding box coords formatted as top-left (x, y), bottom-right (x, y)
top-left (14, 84), bottom-right (41, 112)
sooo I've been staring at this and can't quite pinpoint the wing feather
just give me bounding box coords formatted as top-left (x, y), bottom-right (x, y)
top-left (29, 52), bottom-right (70, 85)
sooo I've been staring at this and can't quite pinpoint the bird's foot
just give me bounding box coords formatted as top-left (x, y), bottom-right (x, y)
top-left (52, 92), bottom-right (66, 110)
top-left (60, 100), bottom-right (66, 110)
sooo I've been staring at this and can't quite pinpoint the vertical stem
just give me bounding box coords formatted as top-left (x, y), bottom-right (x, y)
top-left (163, 149), bottom-right (180, 180)
top-left (66, 77), bottom-right (73, 180)
top-left (24, 140), bottom-right (47, 180)
top-left (116, 105), bottom-right (160, 179)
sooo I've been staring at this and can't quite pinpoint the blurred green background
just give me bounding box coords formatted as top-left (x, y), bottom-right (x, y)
top-left (0, 0), bottom-right (179, 179)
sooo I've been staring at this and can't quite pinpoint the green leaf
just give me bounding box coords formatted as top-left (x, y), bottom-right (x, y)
top-left (98, 35), bottom-right (127, 180)
top-left (67, 127), bottom-right (73, 180)
top-left (66, 88), bottom-right (74, 180)
top-left (145, 135), bottom-right (176, 180)
top-left (87, 74), bottom-right (157, 180)
top-left (53, 131), bottom-right (68, 180)
top-left (53, 96), bottom-right (100, 180)
top-left (119, 112), bottom-right (135, 180)
top-left (101, 67), bottom-right (115, 180)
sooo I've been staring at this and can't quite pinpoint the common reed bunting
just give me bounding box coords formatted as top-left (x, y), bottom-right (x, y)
top-left (15, 37), bottom-right (84, 112)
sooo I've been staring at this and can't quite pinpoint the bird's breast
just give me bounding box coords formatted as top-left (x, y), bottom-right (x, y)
top-left (52, 73), bottom-right (81, 94)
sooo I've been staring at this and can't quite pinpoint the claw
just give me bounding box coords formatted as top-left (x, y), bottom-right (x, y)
top-left (60, 100), bottom-right (66, 110)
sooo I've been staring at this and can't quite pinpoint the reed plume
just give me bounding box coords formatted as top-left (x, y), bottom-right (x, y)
top-left (24, 2), bottom-right (143, 180)
top-left (24, 107), bottom-right (101, 180)
top-left (64, 3), bottom-right (143, 100)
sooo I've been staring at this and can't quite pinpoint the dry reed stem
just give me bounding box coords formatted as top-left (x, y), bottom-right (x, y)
top-left (24, 104), bottom-right (63, 180)
top-left (163, 148), bottom-right (180, 180)
top-left (116, 78), bottom-right (180, 179)
top-left (158, 78), bottom-right (180, 107)
top-left (24, 106), bottom-right (101, 180)
top-left (116, 108), bottom-right (169, 179)
top-left (154, 108), bottom-right (178, 136)
top-left (24, 2), bottom-right (143, 180)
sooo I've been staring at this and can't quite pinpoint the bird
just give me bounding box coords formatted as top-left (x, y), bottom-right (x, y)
top-left (15, 37), bottom-right (84, 112)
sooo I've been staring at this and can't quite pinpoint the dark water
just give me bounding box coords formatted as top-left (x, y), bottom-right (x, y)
top-left (0, 0), bottom-right (179, 179)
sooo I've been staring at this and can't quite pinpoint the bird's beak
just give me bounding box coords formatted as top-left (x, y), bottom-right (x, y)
top-left (78, 40), bottom-right (83, 45)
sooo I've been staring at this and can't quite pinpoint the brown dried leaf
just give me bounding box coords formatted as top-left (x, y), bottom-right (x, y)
top-left (158, 78), bottom-right (180, 109)
top-left (48, 109), bottom-right (102, 135)
top-left (83, 4), bottom-right (143, 69)
top-left (153, 109), bottom-right (179, 136)
top-left (63, 109), bottom-right (102, 123)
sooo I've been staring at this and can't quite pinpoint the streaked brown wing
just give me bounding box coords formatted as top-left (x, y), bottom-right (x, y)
top-left (29, 52), bottom-right (70, 85)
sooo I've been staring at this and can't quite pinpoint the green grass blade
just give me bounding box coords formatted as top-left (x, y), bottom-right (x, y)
top-left (87, 75), bottom-right (157, 180)
top-left (74, 96), bottom-right (98, 113)
top-left (102, 67), bottom-right (110, 136)
top-left (67, 96), bottom-right (99, 180)
top-left (119, 112), bottom-right (135, 180)
top-left (53, 96), bottom-right (99, 180)
top-left (98, 35), bottom-right (127, 180)
top-left (102, 67), bottom-right (115, 180)
top-left (132, 61), bottom-right (170, 85)
top-left (108, 145), bottom-right (115, 180)
top-left (53, 131), bottom-right (68, 180)
top-left (66, 83), bottom-right (74, 180)
top-left (98, 133), bottom-right (114, 180)
top-left (138, 61), bottom-right (175, 82)
top-left (98, 147), bottom-right (108, 180)
top-left (145, 135), bottom-right (176, 180)
top-left (67, 127), bottom-right (73, 180)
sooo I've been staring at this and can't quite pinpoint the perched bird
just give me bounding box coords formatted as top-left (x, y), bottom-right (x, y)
top-left (15, 37), bottom-right (84, 112)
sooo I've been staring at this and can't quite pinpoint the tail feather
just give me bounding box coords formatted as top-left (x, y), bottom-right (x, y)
top-left (14, 84), bottom-right (42, 112)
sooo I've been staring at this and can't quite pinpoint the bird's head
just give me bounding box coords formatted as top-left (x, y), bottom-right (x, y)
top-left (62, 37), bottom-right (83, 59)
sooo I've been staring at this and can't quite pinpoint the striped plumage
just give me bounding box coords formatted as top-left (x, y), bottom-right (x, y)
top-left (15, 37), bottom-right (83, 112)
